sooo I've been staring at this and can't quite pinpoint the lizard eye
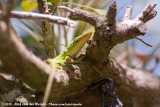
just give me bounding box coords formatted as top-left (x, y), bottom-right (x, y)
top-left (76, 40), bottom-right (79, 43)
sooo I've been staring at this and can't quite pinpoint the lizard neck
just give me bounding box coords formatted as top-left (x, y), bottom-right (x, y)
top-left (53, 49), bottom-right (69, 60)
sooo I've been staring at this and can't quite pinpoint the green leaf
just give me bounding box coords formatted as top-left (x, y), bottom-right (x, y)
top-left (65, 2), bottom-right (94, 11)
top-left (94, 8), bottom-right (108, 16)
top-left (65, 2), bottom-right (107, 16)
top-left (50, 0), bottom-right (63, 6)
top-left (21, 0), bottom-right (38, 11)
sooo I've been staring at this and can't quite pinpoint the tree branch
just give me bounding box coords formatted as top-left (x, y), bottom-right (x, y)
top-left (0, 0), bottom-right (4, 11)
top-left (5, 0), bottom-right (15, 18)
top-left (5, 11), bottom-right (76, 27)
top-left (0, 19), bottom-right (73, 98)
top-left (135, 37), bottom-right (153, 47)
top-left (135, 3), bottom-right (157, 23)
top-left (37, 0), bottom-right (55, 58)
top-left (0, 19), bottom-right (51, 91)
top-left (67, 8), bottom-right (106, 28)
top-left (106, 1), bottom-right (117, 26)
top-left (113, 3), bottom-right (157, 46)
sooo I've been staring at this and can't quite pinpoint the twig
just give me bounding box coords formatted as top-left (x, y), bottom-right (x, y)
top-left (7, 11), bottom-right (76, 27)
top-left (135, 37), bottom-right (153, 47)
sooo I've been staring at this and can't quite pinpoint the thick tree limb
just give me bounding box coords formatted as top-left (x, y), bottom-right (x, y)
top-left (0, 19), bottom-right (51, 91)
top-left (0, 18), bottom-right (73, 99)
top-left (67, 8), bottom-right (106, 28)
top-left (121, 64), bottom-right (160, 89)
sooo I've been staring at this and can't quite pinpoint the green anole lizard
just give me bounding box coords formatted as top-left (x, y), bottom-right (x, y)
top-left (46, 2), bottom-right (107, 68)
top-left (46, 30), bottom-right (94, 68)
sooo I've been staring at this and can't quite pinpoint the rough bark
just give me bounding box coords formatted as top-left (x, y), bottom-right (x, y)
top-left (37, 0), bottom-right (55, 58)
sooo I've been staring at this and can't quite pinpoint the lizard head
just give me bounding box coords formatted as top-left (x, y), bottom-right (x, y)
top-left (67, 32), bottom-right (93, 58)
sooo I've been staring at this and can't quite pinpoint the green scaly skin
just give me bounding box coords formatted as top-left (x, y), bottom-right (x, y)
top-left (46, 32), bottom-right (93, 68)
